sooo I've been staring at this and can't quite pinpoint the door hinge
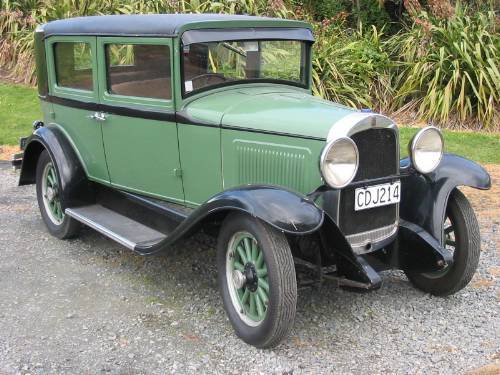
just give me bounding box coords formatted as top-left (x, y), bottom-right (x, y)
top-left (173, 168), bottom-right (183, 177)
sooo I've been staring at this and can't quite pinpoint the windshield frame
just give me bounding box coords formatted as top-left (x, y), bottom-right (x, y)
top-left (180, 39), bottom-right (312, 99)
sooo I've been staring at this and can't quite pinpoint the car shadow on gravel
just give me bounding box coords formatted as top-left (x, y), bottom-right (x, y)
top-left (71, 223), bottom-right (437, 346)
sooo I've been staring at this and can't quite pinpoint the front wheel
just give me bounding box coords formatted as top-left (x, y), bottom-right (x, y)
top-left (405, 189), bottom-right (480, 296)
top-left (217, 213), bottom-right (297, 348)
top-left (36, 150), bottom-right (80, 239)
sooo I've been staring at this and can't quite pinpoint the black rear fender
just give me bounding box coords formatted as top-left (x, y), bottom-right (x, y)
top-left (19, 125), bottom-right (94, 208)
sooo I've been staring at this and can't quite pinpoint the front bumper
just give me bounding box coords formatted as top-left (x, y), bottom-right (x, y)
top-left (346, 221), bottom-right (399, 254)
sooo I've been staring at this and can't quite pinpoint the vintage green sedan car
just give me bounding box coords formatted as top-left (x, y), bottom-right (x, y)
top-left (16, 14), bottom-right (491, 348)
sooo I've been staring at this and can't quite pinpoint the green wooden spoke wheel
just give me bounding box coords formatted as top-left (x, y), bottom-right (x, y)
top-left (41, 162), bottom-right (64, 224)
top-left (227, 232), bottom-right (269, 325)
top-left (36, 150), bottom-right (80, 239)
top-left (217, 213), bottom-right (297, 348)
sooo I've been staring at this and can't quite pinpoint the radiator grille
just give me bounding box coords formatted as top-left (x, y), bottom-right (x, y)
top-left (339, 128), bottom-right (398, 236)
top-left (352, 128), bottom-right (397, 182)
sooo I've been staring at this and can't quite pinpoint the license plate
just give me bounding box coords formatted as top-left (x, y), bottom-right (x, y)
top-left (354, 181), bottom-right (401, 211)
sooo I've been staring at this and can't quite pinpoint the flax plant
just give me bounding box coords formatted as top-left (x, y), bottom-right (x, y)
top-left (389, 7), bottom-right (499, 128)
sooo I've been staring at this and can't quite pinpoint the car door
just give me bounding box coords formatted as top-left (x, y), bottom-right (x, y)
top-left (45, 36), bottom-right (110, 183)
top-left (96, 37), bottom-right (184, 203)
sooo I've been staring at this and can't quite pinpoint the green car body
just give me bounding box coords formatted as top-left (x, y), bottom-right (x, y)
top-left (16, 14), bottom-right (491, 348)
top-left (36, 18), bottom-right (351, 207)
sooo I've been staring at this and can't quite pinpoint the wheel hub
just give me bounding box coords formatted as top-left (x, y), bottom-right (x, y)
top-left (46, 186), bottom-right (57, 202)
top-left (232, 263), bottom-right (259, 292)
top-left (244, 263), bottom-right (258, 292)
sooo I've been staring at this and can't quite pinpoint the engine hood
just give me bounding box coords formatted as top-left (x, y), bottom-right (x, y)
top-left (180, 86), bottom-right (357, 140)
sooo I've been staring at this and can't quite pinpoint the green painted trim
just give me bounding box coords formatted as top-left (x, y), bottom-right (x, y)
top-left (96, 36), bottom-right (175, 111)
top-left (45, 35), bottom-right (99, 102)
top-left (87, 176), bottom-right (112, 186)
top-left (108, 182), bottom-right (186, 205)
top-left (173, 38), bottom-right (183, 111)
top-left (183, 200), bottom-right (200, 208)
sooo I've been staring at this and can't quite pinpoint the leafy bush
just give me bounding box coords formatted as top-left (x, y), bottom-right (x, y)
top-left (389, 7), bottom-right (499, 128)
top-left (312, 22), bottom-right (394, 111)
top-left (296, 0), bottom-right (392, 29)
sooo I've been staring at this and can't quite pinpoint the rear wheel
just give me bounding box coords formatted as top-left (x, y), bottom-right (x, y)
top-left (405, 189), bottom-right (480, 296)
top-left (217, 213), bottom-right (297, 348)
top-left (36, 150), bottom-right (80, 239)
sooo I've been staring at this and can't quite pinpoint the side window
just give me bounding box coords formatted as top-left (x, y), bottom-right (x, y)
top-left (54, 42), bottom-right (93, 91)
top-left (105, 44), bottom-right (171, 100)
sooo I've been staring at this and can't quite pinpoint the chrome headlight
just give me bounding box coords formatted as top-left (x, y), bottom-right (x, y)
top-left (320, 137), bottom-right (359, 188)
top-left (410, 126), bottom-right (444, 174)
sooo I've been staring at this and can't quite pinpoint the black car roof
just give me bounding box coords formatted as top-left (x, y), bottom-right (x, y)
top-left (40, 14), bottom-right (312, 38)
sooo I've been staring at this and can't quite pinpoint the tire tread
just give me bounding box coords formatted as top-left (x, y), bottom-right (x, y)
top-left (442, 189), bottom-right (480, 295)
top-left (259, 222), bottom-right (297, 348)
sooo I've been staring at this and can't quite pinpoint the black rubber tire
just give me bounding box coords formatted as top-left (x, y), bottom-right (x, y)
top-left (217, 212), bottom-right (297, 348)
top-left (405, 189), bottom-right (480, 296)
top-left (36, 150), bottom-right (80, 239)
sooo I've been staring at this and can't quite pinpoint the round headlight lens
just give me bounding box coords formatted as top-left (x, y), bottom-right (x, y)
top-left (410, 126), bottom-right (444, 174)
top-left (320, 137), bottom-right (359, 188)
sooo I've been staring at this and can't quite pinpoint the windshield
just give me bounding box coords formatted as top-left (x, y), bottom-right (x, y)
top-left (182, 40), bottom-right (309, 95)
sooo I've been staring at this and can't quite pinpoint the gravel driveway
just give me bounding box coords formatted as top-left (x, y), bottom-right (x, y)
top-left (0, 164), bottom-right (498, 374)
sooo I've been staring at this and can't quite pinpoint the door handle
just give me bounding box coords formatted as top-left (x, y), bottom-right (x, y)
top-left (87, 112), bottom-right (108, 122)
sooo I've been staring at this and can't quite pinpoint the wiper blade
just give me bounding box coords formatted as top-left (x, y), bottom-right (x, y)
top-left (221, 42), bottom-right (247, 57)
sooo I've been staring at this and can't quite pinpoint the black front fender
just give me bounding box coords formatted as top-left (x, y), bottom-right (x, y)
top-left (135, 185), bottom-right (324, 254)
top-left (400, 153), bottom-right (491, 244)
top-left (19, 125), bottom-right (93, 208)
top-left (201, 185), bottom-right (325, 234)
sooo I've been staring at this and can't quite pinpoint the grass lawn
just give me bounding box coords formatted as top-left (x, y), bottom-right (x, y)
top-left (399, 128), bottom-right (500, 164)
top-left (0, 82), bottom-right (498, 163)
top-left (0, 82), bottom-right (42, 145)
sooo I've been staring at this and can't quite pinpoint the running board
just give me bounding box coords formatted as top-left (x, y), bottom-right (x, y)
top-left (65, 204), bottom-right (167, 250)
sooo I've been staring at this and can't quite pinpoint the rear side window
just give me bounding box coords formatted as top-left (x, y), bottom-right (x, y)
top-left (105, 44), bottom-right (172, 100)
top-left (54, 42), bottom-right (93, 91)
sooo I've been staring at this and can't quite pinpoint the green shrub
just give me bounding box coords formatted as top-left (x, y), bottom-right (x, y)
top-left (312, 22), bottom-right (394, 111)
top-left (389, 7), bottom-right (499, 128)
top-left (297, 0), bottom-right (392, 30)
top-left (299, 0), bottom-right (351, 20)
